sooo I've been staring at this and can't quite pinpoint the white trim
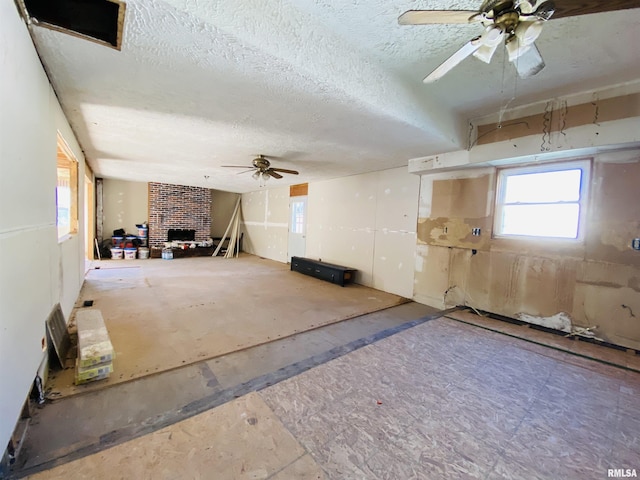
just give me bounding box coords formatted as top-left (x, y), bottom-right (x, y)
top-left (493, 158), bottom-right (591, 241)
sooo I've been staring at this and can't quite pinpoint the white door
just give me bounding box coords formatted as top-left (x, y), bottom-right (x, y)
top-left (288, 196), bottom-right (307, 261)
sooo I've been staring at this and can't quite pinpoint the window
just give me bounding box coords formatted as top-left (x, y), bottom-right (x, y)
top-left (494, 160), bottom-right (590, 240)
top-left (57, 136), bottom-right (78, 240)
top-left (290, 200), bottom-right (305, 234)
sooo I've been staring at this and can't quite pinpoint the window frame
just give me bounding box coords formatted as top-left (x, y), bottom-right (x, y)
top-left (493, 159), bottom-right (591, 242)
top-left (57, 134), bottom-right (79, 242)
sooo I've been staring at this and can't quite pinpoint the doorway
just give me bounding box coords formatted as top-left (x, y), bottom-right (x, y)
top-left (288, 196), bottom-right (307, 261)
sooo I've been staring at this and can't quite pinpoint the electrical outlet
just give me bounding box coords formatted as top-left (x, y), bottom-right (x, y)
top-left (472, 228), bottom-right (481, 236)
top-left (632, 238), bottom-right (640, 251)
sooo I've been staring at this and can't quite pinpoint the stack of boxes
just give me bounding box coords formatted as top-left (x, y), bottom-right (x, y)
top-left (75, 309), bottom-right (115, 385)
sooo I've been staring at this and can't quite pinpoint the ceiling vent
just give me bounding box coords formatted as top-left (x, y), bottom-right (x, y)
top-left (20, 0), bottom-right (126, 50)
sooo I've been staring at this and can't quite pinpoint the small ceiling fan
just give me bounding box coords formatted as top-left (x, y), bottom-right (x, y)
top-left (222, 155), bottom-right (299, 181)
top-left (399, 0), bottom-right (640, 83)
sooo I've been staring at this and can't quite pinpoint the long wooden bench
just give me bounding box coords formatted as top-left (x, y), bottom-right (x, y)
top-left (290, 256), bottom-right (356, 287)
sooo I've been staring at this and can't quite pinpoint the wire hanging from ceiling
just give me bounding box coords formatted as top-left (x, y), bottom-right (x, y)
top-left (540, 100), bottom-right (553, 151)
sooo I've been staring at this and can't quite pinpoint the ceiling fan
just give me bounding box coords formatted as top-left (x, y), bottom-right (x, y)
top-left (399, 0), bottom-right (640, 83)
top-left (222, 155), bottom-right (299, 181)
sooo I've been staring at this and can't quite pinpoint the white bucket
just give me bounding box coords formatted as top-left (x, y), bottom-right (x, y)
top-left (111, 248), bottom-right (123, 260)
top-left (124, 248), bottom-right (137, 260)
top-left (138, 247), bottom-right (150, 259)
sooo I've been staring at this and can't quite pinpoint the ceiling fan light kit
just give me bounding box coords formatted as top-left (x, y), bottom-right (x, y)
top-left (400, 0), bottom-right (640, 83)
top-left (222, 155), bottom-right (299, 185)
top-left (472, 24), bottom-right (505, 63)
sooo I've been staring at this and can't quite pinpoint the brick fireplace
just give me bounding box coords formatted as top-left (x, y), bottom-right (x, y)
top-left (148, 183), bottom-right (211, 247)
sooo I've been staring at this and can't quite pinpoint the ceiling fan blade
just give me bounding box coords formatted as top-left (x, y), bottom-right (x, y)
top-left (398, 10), bottom-right (479, 25)
top-left (266, 170), bottom-right (283, 179)
top-left (513, 43), bottom-right (545, 78)
top-left (270, 168), bottom-right (299, 175)
top-left (551, 0), bottom-right (640, 20)
top-left (424, 36), bottom-right (482, 83)
top-left (222, 165), bottom-right (253, 168)
top-left (236, 169), bottom-right (255, 175)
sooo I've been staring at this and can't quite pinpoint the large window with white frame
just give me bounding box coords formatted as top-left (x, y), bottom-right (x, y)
top-left (494, 160), bottom-right (590, 240)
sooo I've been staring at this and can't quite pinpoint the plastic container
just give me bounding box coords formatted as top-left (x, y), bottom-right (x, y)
top-left (124, 248), bottom-right (137, 260)
top-left (137, 226), bottom-right (148, 237)
top-left (137, 236), bottom-right (148, 247)
top-left (110, 248), bottom-right (123, 259)
top-left (161, 248), bottom-right (173, 260)
top-left (138, 247), bottom-right (150, 259)
top-left (112, 236), bottom-right (124, 247)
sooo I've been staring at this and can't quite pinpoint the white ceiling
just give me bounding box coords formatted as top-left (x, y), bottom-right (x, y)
top-left (30, 0), bottom-right (640, 193)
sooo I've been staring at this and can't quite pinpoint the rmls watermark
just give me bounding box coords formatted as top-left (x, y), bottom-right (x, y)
top-left (608, 469), bottom-right (638, 478)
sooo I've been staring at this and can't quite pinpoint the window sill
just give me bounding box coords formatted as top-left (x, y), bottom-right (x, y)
top-left (491, 235), bottom-right (585, 258)
top-left (57, 233), bottom-right (76, 244)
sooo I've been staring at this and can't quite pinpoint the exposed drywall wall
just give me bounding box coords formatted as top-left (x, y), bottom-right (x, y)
top-left (305, 167), bottom-right (419, 298)
top-left (414, 151), bottom-right (640, 350)
top-left (417, 169), bottom-right (495, 252)
top-left (306, 173), bottom-right (377, 285)
top-left (241, 187), bottom-right (289, 263)
top-left (102, 179), bottom-right (149, 237)
top-left (0, 2), bottom-right (87, 451)
top-left (240, 168), bottom-right (419, 298)
top-left (211, 190), bottom-right (240, 238)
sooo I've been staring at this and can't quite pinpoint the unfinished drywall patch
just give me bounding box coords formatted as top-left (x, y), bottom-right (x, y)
top-left (306, 172), bottom-right (377, 285)
top-left (304, 167), bottom-right (419, 297)
top-left (430, 175), bottom-right (491, 218)
top-left (587, 159), bottom-right (640, 266)
top-left (413, 245), bottom-right (450, 309)
top-left (417, 169), bottom-right (494, 251)
top-left (371, 169), bottom-right (420, 297)
top-left (241, 187), bottom-right (289, 263)
top-left (413, 152), bottom-right (640, 350)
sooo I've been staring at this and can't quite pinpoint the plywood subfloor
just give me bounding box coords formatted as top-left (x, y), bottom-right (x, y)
top-left (260, 317), bottom-right (640, 479)
top-left (446, 310), bottom-right (640, 372)
top-left (48, 255), bottom-right (406, 397)
top-left (25, 392), bottom-right (327, 480)
top-left (27, 316), bottom-right (640, 479)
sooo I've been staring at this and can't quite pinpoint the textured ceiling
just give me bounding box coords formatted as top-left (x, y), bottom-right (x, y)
top-left (29, 0), bottom-right (640, 192)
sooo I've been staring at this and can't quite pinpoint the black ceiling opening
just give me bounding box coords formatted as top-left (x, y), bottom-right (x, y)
top-left (23, 0), bottom-right (124, 49)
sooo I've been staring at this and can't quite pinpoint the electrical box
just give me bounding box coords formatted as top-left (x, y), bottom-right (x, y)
top-left (632, 238), bottom-right (640, 251)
